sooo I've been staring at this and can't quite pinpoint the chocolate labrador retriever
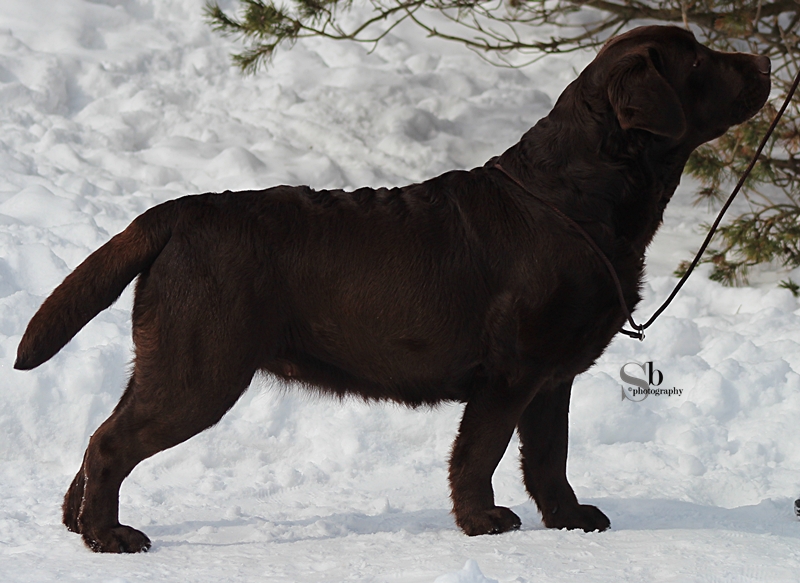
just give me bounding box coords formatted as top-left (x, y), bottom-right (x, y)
top-left (15, 26), bottom-right (770, 553)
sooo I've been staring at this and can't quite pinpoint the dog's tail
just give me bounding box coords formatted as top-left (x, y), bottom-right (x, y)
top-left (14, 199), bottom-right (179, 370)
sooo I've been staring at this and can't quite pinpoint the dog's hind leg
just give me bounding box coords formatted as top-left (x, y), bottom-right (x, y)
top-left (517, 378), bottom-right (610, 532)
top-left (66, 271), bottom-right (261, 552)
top-left (68, 356), bottom-right (255, 553)
top-left (449, 378), bottom-right (533, 536)
top-left (63, 371), bottom-right (146, 537)
top-left (62, 377), bottom-right (150, 552)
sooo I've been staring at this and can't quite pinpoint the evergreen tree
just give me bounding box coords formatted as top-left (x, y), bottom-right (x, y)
top-left (206, 1), bottom-right (800, 286)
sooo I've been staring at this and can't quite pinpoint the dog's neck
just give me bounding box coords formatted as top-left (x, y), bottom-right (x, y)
top-left (496, 76), bottom-right (692, 257)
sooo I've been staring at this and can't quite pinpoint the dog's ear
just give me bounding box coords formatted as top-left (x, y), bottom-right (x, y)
top-left (607, 51), bottom-right (687, 139)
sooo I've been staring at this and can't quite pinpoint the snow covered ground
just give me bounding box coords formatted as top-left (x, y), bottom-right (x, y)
top-left (2, 1), bottom-right (800, 581)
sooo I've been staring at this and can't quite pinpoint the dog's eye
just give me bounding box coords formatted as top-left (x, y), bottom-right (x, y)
top-left (692, 58), bottom-right (702, 69)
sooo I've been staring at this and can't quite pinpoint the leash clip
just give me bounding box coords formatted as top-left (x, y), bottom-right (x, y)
top-left (620, 325), bottom-right (645, 341)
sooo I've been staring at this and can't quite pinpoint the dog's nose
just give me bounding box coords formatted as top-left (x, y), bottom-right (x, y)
top-left (756, 55), bottom-right (771, 75)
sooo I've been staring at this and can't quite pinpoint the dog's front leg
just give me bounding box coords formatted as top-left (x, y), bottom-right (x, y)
top-left (517, 377), bottom-right (610, 532)
top-left (448, 377), bottom-right (532, 536)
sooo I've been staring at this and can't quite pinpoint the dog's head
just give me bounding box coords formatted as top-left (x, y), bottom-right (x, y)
top-left (590, 26), bottom-right (771, 146)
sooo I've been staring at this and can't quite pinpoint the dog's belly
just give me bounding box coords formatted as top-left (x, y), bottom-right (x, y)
top-left (264, 346), bottom-right (481, 405)
top-left (262, 265), bottom-right (625, 405)
top-left (267, 302), bottom-right (485, 403)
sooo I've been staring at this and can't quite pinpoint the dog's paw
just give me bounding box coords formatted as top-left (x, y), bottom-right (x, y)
top-left (457, 506), bottom-right (522, 536)
top-left (543, 503), bottom-right (610, 532)
top-left (82, 525), bottom-right (152, 553)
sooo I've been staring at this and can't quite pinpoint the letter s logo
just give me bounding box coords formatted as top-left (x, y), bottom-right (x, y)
top-left (620, 362), bottom-right (648, 401)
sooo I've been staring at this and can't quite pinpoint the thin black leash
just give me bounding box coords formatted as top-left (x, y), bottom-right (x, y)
top-left (493, 66), bottom-right (800, 341)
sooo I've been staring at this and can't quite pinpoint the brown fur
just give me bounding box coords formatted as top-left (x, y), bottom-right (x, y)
top-left (15, 26), bottom-right (770, 553)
